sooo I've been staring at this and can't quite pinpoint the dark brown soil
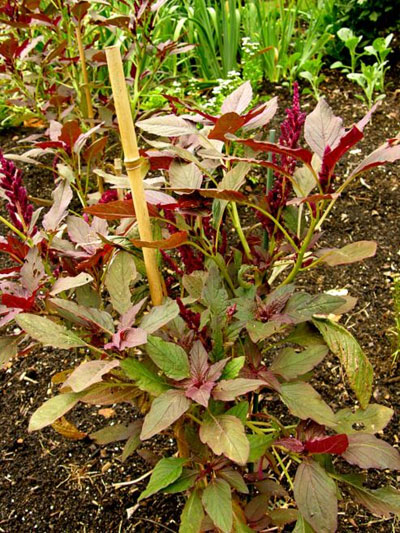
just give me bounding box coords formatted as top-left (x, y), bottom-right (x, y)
top-left (1, 72), bottom-right (400, 532)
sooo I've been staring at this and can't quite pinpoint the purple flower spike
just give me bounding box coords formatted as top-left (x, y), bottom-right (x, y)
top-left (0, 149), bottom-right (34, 234)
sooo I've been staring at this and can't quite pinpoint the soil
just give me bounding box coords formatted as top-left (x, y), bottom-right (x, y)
top-left (0, 70), bottom-right (400, 533)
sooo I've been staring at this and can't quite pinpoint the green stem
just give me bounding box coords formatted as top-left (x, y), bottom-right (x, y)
top-left (229, 202), bottom-right (252, 260)
top-left (248, 203), bottom-right (299, 253)
top-left (272, 447), bottom-right (294, 491)
top-left (279, 217), bottom-right (317, 287)
top-left (0, 215), bottom-right (31, 244)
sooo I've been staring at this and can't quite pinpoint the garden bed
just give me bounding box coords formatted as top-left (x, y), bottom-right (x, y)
top-left (1, 73), bottom-right (399, 532)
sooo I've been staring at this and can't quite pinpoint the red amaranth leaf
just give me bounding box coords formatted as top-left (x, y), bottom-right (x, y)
top-left (59, 120), bottom-right (82, 150)
top-left (84, 200), bottom-right (159, 220)
top-left (131, 231), bottom-right (188, 250)
top-left (305, 434), bottom-right (349, 455)
top-left (2, 293), bottom-right (35, 310)
top-left (235, 138), bottom-right (313, 165)
top-left (209, 112), bottom-right (247, 141)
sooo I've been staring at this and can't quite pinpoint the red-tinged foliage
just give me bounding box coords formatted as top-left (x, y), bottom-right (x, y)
top-left (59, 120), bottom-right (82, 150)
top-left (2, 292), bottom-right (35, 310)
top-left (76, 244), bottom-right (113, 272)
top-left (131, 231), bottom-right (188, 250)
top-left (83, 136), bottom-right (108, 162)
top-left (305, 434), bottom-right (349, 455)
top-left (208, 112), bottom-right (247, 141)
top-left (0, 235), bottom-right (30, 262)
top-left (84, 200), bottom-right (158, 220)
top-left (236, 138), bottom-right (313, 165)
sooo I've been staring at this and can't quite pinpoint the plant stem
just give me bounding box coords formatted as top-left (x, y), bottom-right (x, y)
top-left (279, 217), bottom-right (317, 287)
top-left (0, 215), bottom-right (31, 244)
top-left (229, 202), bottom-right (252, 260)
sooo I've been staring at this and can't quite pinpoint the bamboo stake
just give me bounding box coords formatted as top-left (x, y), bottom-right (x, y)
top-left (105, 45), bottom-right (164, 306)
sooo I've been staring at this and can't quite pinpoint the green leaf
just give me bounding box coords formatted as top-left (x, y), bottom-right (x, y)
top-left (200, 414), bottom-right (249, 465)
top-left (334, 404), bottom-right (393, 434)
top-left (15, 314), bottom-right (85, 349)
top-left (202, 265), bottom-right (228, 315)
top-left (270, 508), bottom-right (298, 526)
top-left (342, 434), bottom-right (400, 470)
top-left (293, 459), bottom-right (337, 533)
top-left (141, 389), bottom-right (192, 440)
top-left (90, 421), bottom-right (141, 445)
top-left (212, 378), bottom-right (264, 401)
top-left (202, 479), bottom-right (232, 533)
top-left (145, 335), bottom-right (190, 380)
top-left (316, 241), bottom-right (377, 266)
top-left (247, 434), bottom-right (275, 462)
top-left (29, 392), bottom-right (85, 431)
top-left (163, 469), bottom-right (198, 494)
top-left (221, 356), bottom-right (245, 379)
top-left (286, 293), bottom-right (345, 322)
top-left (226, 401), bottom-right (249, 424)
top-left (121, 430), bottom-right (141, 462)
top-left (312, 318), bottom-right (373, 408)
top-left (140, 299), bottom-right (179, 333)
top-left (120, 358), bottom-right (169, 396)
top-left (284, 323), bottom-right (325, 347)
top-left (0, 335), bottom-right (20, 366)
top-left (105, 251), bottom-right (137, 314)
top-left (138, 457), bottom-right (187, 501)
top-left (350, 485), bottom-right (400, 518)
top-left (182, 270), bottom-right (208, 300)
top-left (293, 514), bottom-right (315, 533)
top-left (179, 489), bottom-right (204, 533)
top-left (280, 382), bottom-right (337, 427)
top-left (49, 298), bottom-right (114, 334)
top-left (219, 469), bottom-right (249, 494)
top-left (270, 345), bottom-right (328, 380)
top-left (246, 320), bottom-right (283, 342)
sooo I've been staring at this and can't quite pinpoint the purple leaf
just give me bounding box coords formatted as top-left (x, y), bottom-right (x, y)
top-left (304, 99), bottom-right (345, 158)
top-left (136, 115), bottom-right (195, 136)
top-left (293, 459), bottom-right (337, 533)
top-left (43, 179), bottom-right (73, 231)
top-left (350, 139), bottom-right (400, 177)
top-left (185, 381), bottom-right (215, 408)
top-left (275, 437), bottom-right (305, 453)
top-left (20, 248), bottom-right (45, 293)
top-left (104, 327), bottom-right (147, 351)
top-left (140, 389), bottom-right (191, 440)
top-left (221, 81), bottom-right (252, 115)
top-left (119, 297), bottom-right (147, 329)
top-left (243, 97), bottom-right (278, 131)
top-left (342, 434), bottom-right (400, 470)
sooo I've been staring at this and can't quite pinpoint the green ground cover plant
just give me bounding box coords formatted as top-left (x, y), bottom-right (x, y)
top-left (1, 77), bottom-right (400, 531)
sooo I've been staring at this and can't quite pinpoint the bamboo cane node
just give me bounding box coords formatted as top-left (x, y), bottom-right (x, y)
top-left (124, 157), bottom-right (142, 171)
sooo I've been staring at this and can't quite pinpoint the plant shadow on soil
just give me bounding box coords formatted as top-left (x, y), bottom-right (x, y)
top-left (0, 71), bottom-right (399, 532)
